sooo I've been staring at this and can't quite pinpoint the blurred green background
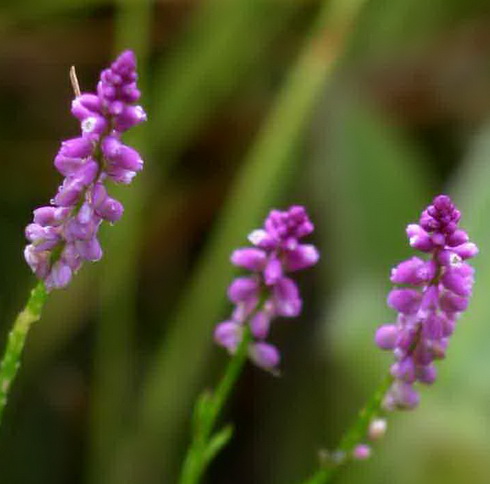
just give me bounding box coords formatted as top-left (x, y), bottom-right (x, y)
top-left (1, 0), bottom-right (490, 483)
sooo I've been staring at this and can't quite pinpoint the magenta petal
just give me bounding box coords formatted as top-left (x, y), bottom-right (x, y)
top-left (214, 321), bottom-right (243, 353)
top-left (387, 289), bottom-right (421, 314)
top-left (283, 244), bottom-right (320, 272)
top-left (264, 257), bottom-right (283, 285)
top-left (33, 207), bottom-right (57, 226)
top-left (102, 136), bottom-right (143, 171)
top-left (227, 277), bottom-right (259, 304)
top-left (423, 314), bottom-right (444, 340)
top-left (249, 342), bottom-right (280, 371)
top-left (76, 238), bottom-right (102, 261)
top-left (446, 229), bottom-right (469, 247)
top-left (452, 242), bottom-right (478, 259)
top-left (375, 325), bottom-right (398, 350)
top-left (60, 137), bottom-right (93, 158)
top-left (406, 224), bottom-right (434, 252)
top-left (391, 358), bottom-right (416, 383)
top-left (442, 269), bottom-right (473, 297)
top-left (53, 178), bottom-right (84, 207)
top-left (247, 229), bottom-right (276, 249)
top-left (230, 248), bottom-right (267, 271)
top-left (249, 311), bottom-right (271, 340)
top-left (61, 244), bottom-right (82, 272)
top-left (388, 381), bottom-right (419, 410)
top-left (273, 277), bottom-right (302, 317)
top-left (416, 364), bottom-right (437, 384)
top-left (114, 105), bottom-right (147, 131)
top-left (390, 257), bottom-right (435, 285)
top-left (352, 445), bottom-right (371, 461)
top-left (54, 155), bottom-right (86, 177)
top-left (95, 197), bottom-right (124, 223)
top-left (46, 261), bottom-right (72, 290)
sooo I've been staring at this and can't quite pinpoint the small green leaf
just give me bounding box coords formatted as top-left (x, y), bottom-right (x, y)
top-left (203, 425), bottom-right (234, 465)
top-left (192, 390), bottom-right (213, 435)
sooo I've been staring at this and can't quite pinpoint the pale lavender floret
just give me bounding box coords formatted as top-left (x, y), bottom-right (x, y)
top-left (376, 195), bottom-right (477, 411)
top-left (387, 289), bottom-right (421, 314)
top-left (102, 136), bottom-right (144, 172)
top-left (283, 244), bottom-right (320, 271)
top-left (390, 257), bottom-right (436, 285)
top-left (273, 277), bottom-right (302, 317)
top-left (264, 257), bottom-right (283, 285)
top-left (45, 261), bottom-right (73, 289)
top-left (214, 321), bottom-right (243, 353)
top-left (214, 206), bottom-right (319, 372)
top-left (24, 50), bottom-right (146, 290)
top-left (75, 238), bottom-right (103, 261)
top-left (374, 325), bottom-right (398, 350)
top-left (249, 342), bottom-right (280, 371)
top-left (230, 248), bottom-right (267, 271)
top-left (249, 311), bottom-right (272, 339)
top-left (227, 277), bottom-right (260, 303)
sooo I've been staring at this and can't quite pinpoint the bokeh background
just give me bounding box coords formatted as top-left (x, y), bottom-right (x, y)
top-left (1, 0), bottom-right (490, 483)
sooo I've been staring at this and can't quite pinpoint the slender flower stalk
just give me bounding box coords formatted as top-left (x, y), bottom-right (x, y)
top-left (302, 194), bottom-right (477, 484)
top-left (180, 206), bottom-right (319, 484)
top-left (0, 283), bottom-right (47, 423)
top-left (0, 51), bottom-right (145, 426)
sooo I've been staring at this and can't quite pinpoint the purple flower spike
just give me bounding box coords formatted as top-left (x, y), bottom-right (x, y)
top-left (24, 51), bottom-right (146, 290)
top-left (214, 206), bottom-right (319, 372)
top-left (376, 195), bottom-right (477, 410)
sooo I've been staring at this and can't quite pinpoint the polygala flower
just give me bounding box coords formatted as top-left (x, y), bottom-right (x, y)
top-left (376, 195), bottom-right (478, 410)
top-left (214, 206), bottom-right (319, 372)
top-left (24, 51), bottom-right (146, 290)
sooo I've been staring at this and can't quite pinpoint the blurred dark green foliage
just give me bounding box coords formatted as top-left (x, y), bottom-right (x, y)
top-left (1, 0), bottom-right (490, 483)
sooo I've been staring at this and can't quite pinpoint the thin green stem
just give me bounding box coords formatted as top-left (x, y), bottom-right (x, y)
top-left (0, 282), bottom-right (48, 424)
top-left (179, 328), bottom-right (252, 484)
top-left (301, 375), bottom-right (393, 484)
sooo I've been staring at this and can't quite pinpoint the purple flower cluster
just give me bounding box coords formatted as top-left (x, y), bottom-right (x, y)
top-left (214, 206), bottom-right (319, 372)
top-left (375, 195), bottom-right (478, 409)
top-left (24, 51), bottom-right (146, 290)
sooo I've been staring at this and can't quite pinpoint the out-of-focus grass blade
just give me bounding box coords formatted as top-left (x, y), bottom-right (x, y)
top-left (315, 100), bottom-right (431, 378)
top-left (107, 2), bottom-right (355, 482)
top-left (88, 1), bottom-right (152, 483)
top-left (2, 0), bottom-right (105, 23)
top-left (314, 99), bottom-right (432, 282)
top-left (320, 101), bottom-right (431, 385)
top-left (346, 0), bottom-right (490, 61)
top-left (148, 0), bottom-right (298, 161)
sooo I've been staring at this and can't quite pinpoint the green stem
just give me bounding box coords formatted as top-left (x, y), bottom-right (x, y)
top-left (302, 376), bottom-right (393, 484)
top-left (0, 282), bottom-right (48, 424)
top-left (179, 328), bottom-right (253, 484)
